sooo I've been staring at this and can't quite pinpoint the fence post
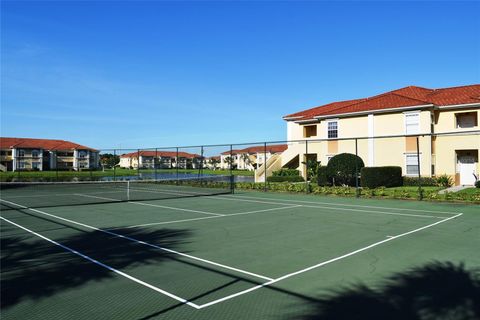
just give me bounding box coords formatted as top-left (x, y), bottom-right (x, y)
top-left (230, 145), bottom-right (234, 193)
top-left (113, 149), bottom-right (117, 181)
top-left (176, 147), bottom-right (179, 186)
top-left (155, 148), bottom-right (158, 180)
top-left (200, 146), bottom-right (204, 181)
top-left (355, 138), bottom-right (360, 198)
top-left (416, 136), bottom-right (423, 200)
top-left (305, 140), bottom-right (309, 193)
top-left (137, 149), bottom-right (140, 178)
top-left (55, 152), bottom-right (58, 181)
top-left (264, 142), bottom-right (267, 192)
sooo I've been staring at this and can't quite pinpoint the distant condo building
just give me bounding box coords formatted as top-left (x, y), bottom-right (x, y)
top-left (0, 137), bottom-right (99, 172)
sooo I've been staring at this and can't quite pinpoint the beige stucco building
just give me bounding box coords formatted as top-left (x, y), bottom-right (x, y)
top-left (119, 150), bottom-right (202, 169)
top-left (279, 85), bottom-right (479, 186)
top-left (0, 137), bottom-right (99, 172)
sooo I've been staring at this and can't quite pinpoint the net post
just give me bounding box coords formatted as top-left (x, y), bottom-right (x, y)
top-left (355, 138), bottom-right (360, 198)
top-left (154, 148), bottom-right (158, 180)
top-left (113, 149), bottom-right (117, 181)
top-left (416, 136), bottom-right (423, 200)
top-left (264, 142), bottom-right (267, 192)
top-left (305, 139), bottom-right (309, 193)
top-left (176, 147), bottom-right (179, 186)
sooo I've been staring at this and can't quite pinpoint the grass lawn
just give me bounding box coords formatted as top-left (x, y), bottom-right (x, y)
top-left (452, 187), bottom-right (480, 195)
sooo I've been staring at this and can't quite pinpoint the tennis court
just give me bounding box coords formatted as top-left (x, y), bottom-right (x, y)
top-left (1, 179), bottom-right (479, 320)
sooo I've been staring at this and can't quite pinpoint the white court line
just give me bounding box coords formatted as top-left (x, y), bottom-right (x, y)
top-left (0, 216), bottom-right (201, 309)
top-left (215, 196), bottom-right (450, 219)
top-left (0, 199), bottom-right (273, 282)
top-left (3, 190), bottom-right (125, 199)
top-left (223, 194), bottom-right (461, 215)
top-left (131, 201), bottom-right (225, 217)
top-left (119, 205), bottom-right (302, 229)
top-left (196, 211), bottom-right (463, 309)
top-left (75, 193), bottom-right (224, 217)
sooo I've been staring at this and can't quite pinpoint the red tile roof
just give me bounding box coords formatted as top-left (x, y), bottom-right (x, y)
top-left (221, 144), bottom-right (287, 155)
top-left (120, 150), bottom-right (201, 159)
top-left (0, 137), bottom-right (97, 151)
top-left (284, 84), bottom-right (480, 120)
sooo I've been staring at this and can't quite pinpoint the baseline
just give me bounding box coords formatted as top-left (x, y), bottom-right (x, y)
top-left (222, 194), bottom-right (462, 215)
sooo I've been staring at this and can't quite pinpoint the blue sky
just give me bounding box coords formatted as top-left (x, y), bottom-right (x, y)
top-left (1, 1), bottom-right (479, 149)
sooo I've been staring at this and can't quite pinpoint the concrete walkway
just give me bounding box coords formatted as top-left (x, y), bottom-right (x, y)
top-left (438, 185), bottom-right (473, 194)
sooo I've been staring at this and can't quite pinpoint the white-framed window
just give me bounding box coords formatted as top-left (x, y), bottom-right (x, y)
top-left (18, 150), bottom-right (25, 157)
top-left (32, 150), bottom-right (39, 158)
top-left (18, 161), bottom-right (26, 169)
top-left (327, 120), bottom-right (338, 139)
top-left (32, 162), bottom-right (41, 169)
top-left (405, 154), bottom-right (419, 175)
top-left (405, 111), bottom-right (420, 135)
top-left (78, 151), bottom-right (87, 158)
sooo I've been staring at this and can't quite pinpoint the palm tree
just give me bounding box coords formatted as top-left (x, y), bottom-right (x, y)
top-left (240, 153), bottom-right (251, 170)
top-left (208, 157), bottom-right (220, 170)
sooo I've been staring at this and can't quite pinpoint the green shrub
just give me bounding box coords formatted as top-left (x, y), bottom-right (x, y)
top-left (403, 176), bottom-right (437, 186)
top-left (475, 180), bottom-right (480, 188)
top-left (267, 175), bottom-right (304, 182)
top-left (317, 166), bottom-right (330, 186)
top-left (326, 153), bottom-right (364, 186)
top-left (272, 169), bottom-right (300, 177)
top-left (435, 174), bottom-right (453, 188)
top-left (361, 166), bottom-right (402, 188)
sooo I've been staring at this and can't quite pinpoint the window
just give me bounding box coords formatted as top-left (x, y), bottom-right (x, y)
top-left (303, 125), bottom-right (317, 138)
top-left (455, 112), bottom-right (477, 128)
top-left (18, 161), bottom-right (26, 169)
top-left (327, 121), bottom-right (338, 139)
top-left (32, 162), bottom-right (41, 169)
top-left (78, 151), bottom-right (87, 158)
top-left (405, 112), bottom-right (420, 135)
top-left (32, 150), bottom-right (39, 158)
top-left (406, 154), bottom-right (419, 175)
top-left (18, 150), bottom-right (25, 157)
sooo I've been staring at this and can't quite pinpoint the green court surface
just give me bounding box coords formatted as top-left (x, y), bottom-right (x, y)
top-left (1, 188), bottom-right (479, 319)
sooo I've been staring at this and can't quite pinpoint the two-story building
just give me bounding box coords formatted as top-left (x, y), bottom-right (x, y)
top-left (119, 151), bottom-right (202, 169)
top-left (0, 137), bottom-right (99, 171)
top-left (219, 145), bottom-right (287, 171)
top-left (281, 85), bottom-right (479, 186)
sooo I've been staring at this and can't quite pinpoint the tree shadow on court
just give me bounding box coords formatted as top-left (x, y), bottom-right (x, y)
top-left (296, 261), bottom-right (480, 320)
top-left (1, 225), bottom-right (192, 309)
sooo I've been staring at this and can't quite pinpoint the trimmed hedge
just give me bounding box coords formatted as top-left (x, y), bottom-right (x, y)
top-left (326, 153), bottom-right (364, 186)
top-left (317, 166), bottom-right (330, 186)
top-left (361, 166), bottom-right (402, 188)
top-left (267, 175), bottom-right (305, 182)
top-left (476, 180), bottom-right (480, 188)
top-left (403, 176), bottom-right (437, 186)
top-left (272, 169), bottom-right (300, 177)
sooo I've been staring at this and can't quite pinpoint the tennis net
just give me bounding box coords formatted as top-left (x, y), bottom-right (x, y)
top-left (0, 175), bottom-right (234, 210)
